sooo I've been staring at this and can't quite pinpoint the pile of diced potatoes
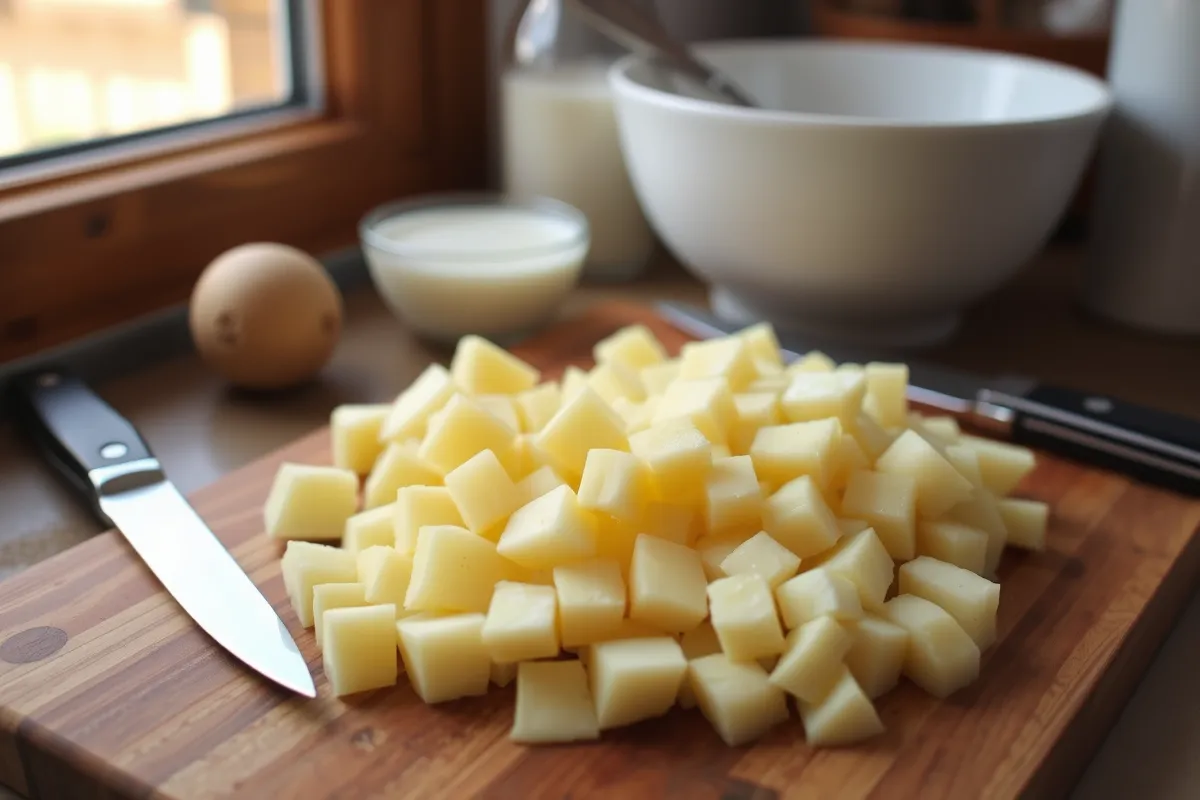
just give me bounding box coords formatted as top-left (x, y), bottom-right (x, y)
top-left (264, 323), bottom-right (1049, 748)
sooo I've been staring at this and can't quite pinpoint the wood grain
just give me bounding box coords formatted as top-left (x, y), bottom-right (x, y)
top-left (0, 302), bottom-right (1197, 800)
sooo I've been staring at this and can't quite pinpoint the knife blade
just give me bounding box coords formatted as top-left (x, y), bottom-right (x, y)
top-left (6, 368), bottom-right (316, 698)
top-left (657, 301), bottom-right (1200, 496)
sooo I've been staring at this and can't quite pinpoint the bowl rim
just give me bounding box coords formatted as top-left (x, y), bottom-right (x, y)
top-left (358, 192), bottom-right (590, 264)
top-left (609, 38), bottom-right (1115, 130)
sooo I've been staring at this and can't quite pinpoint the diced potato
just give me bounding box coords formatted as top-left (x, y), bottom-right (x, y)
top-left (561, 365), bottom-right (588, 401)
top-left (695, 533), bottom-right (746, 582)
top-left (730, 392), bottom-right (781, 456)
top-left (677, 337), bottom-right (757, 393)
top-left (511, 660), bottom-right (600, 743)
top-left (514, 382), bottom-right (562, 433)
top-left (516, 464), bottom-right (568, 507)
top-left (851, 411), bottom-right (895, 461)
top-left (363, 442), bottom-right (442, 510)
top-left (590, 637), bottom-right (688, 729)
top-left (482, 581), bottom-right (559, 663)
top-left (680, 621), bottom-right (723, 660)
top-left (876, 430), bottom-right (975, 519)
top-left (444, 449), bottom-right (523, 538)
top-left (397, 613), bottom-right (491, 703)
top-left (736, 322), bottom-right (784, 367)
top-left (707, 574), bottom-right (786, 662)
top-left (312, 582), bottom-right (367, 648)
top-left (769, 616), bottom-right (852, 702)
top-left (958, 435), bottom-right (1037, 495)
top-left (322, 604), bottom-right (399, 696)
top-left (776, 568), bottom-right (863, 629)
top-left (998, 497), bottom-right (1049, 551)
top-left (704, 455), bottom-right (763, 536)
top-left (845, 615), bottom-right (909, 698)
top-left (638, 500), bottom-right (700, 546)
top-left (594, 324), bottom-right (667, 371)
top-left (898, 556), bottom-right (1001, 649)
top-left (419, 394), bottom-right (519, 477)
top-left (749, 418), bottom-right (841, 488)
top-left (882, 594), bottom-right (980, 698)
top-left (749, 375), bottom-right (789, 395)
top-left (916, 520), bottom-right (989, 575)
top-left (629, 534), bottom-right (709, 633)
top-left (652, 377), bottom-right (736, 445)
top-left (331, 404), bottom-right (390, 475)
top-left (688, 655), bottom-right (789, 746)
top-left (829, 433), bottom-right (871, 492)
top-left (762, 475), bottom-right (842, 559)
top-left (281, 541), bottom-right (358, 627)
top-left (839, 469), bottom-right (916, 561)
top-left (629, 417), bottom-right (713, 503)
top-left (554, 558), bottom-right (626, 647)
top-left (864, 362), bottom-right (908, 429)
top-left (587, 362), bottom-right (646, 404)
top-left (343, 503), bottom-right (397, 553)
top-left (577, 449), bottom-right (655, 525)
top-left (380, 363), bottom-right (456, 443)
top-left (490, 660), bottom-right (518, 688)
top-left (640, 360), bottom-right (681, 396)
top-left (592, 516), bottom-right (639, 578)
top-left (837, 518), bottom-right (871, 536)
top-left (535, 386), bottom-right (629, 483)
top-left (922, 415), bottom-right (961, 443)
top-left (473, 395), bottom-right (520, 433)
top-left (510, 433), bottom-right (553, 481)
top-left (908, 413), bottom-right (958, 450)
top-left (943, 444), bottom-right (983, 486)
top-left (264, 463), bottom-right (358, 541)
top-left (356, 545), bottom-right (414, 611)
top-left (720, 531), bottom-right (801, 589)
top-left (497, 485), bottom-right (597, 570)
top-left (450, 335), bottom-right (540, 395)
top-left (781, 371), bottom-right (866, 425)
top-left (821, 528), bottom-right (895, 610)
top-left (788, 351), bottom-right (836, 374)
top-left (797, 668), bottom-right (885, 747)
top-left (394, 485), bottom-right (463, 555)
top-left (947, 488), bottom-right (1009, 577)
top-left (406, 525), bottom-right (506, 613)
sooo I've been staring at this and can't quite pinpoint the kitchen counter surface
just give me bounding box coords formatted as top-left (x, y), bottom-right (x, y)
top-left (0, 245), bottom-right (1198, 799)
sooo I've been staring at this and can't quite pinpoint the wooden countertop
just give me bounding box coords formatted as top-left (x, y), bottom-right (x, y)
top-left (0, 245), bottom-right (1197, 799)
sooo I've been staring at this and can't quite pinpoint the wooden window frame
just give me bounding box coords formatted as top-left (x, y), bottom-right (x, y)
top-left (0, 0), bottom-right (489, 364)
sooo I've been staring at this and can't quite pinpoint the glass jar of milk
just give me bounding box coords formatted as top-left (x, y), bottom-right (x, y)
top-left (500, 0), bottom-right (658, 282)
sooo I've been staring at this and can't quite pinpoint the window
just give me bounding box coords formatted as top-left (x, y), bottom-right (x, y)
top-left (0, 0), bottom-right (489, 363)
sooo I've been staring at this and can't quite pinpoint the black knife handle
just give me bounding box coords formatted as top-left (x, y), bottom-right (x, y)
top-left (986, 384), bottom-right (1200, 496)
top-left (6, 367), bottom-right (155, 503)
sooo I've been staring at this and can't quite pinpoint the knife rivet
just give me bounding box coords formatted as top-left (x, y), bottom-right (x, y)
top-left (100, 442), bottom-right (128, 460)
top-left (1084, 397), bottom-right (1114, 414)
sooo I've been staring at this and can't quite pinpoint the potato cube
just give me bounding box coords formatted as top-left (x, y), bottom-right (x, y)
top-left (958, 435), bottom-right (1037, 495)
top-left (629, 534), bottom-right (709, 633)
top-left (730, 392), bottom-right (781, 456)
top-left (535, 386), bottom-right (629, 483)
top-left (797, 668), bottom-right (885, 747)
top-left (419, 394), bottom-right (519, 477)
top-left (497, 485), bottom-right (597, 570)
top-left (788, 351), bottom-right (836, 374)
top-left (491, 660), bottom-right (518, 688)
top-left (708, 574), bottom-right (786, 662)
top-left (482, 581), bottom-right (559, 663)
top-left (947, 488), bottom-right (1009, 576)
top-left (688, 654), bottom-right (789, 745)
top-left (638, 500), bottom-right (700, 546)
top-left (749, 376), bottom-right (789, 395)
top-left (514, 382), bottom-right (562, 433)
top-left (695, 534), bottom-right (745, 582)
top-left (511, 660), bottom-right (600, 743)
top-left (406, 525), bottom-right (506, 613)
top-left (923, 415), bottom-right (961, 441)
top-left (703, 455), bottom-right (763, 537)
top-left (898, 556), bottom-right (1001, 649)
top-left (510, 432), bottom-right (554, 481)
top-left (590, 637), bottom-right (688, 729)
top-left (652, 377), bottom-right (737, 445)
top-left (577, 449), bottom-right (654, 525)
top-left (769, 616), bottom-right (852, 702)
top-left (680, 621), bottom-right (723, 660)
top-left (781, 371), bottom-right (866, 426)
top-left (821, 527), bottom-right (895, 610)
top-left (281, 541), bottom-right (358, 627)
top-left (776, 568), bottom-right (863, 629)
top-left (829, 434), bottom-right (871, 492)
top-left (380, 363), bottom-right (457, 443)
top-left (629, 417), bottom-right (713, 502)
top-left (593, 516), bottom-right (639, 578)
top-left (851, 411), bottom-right (895, 461)
top-left (356, 545), bottom-right (414, 611)
top-left (864, 362), bottom-right (908, 429)
top-left (677, 337), bottom-right (757, 393)
top-left (876, 430), bottom-right (974, 519)
top-left (750, 418), bottom-right (841, 488)
top-left (882, 594), bottom-right (980, 697)
top-left (312, 582), bottom-right (367, 648)
top-left (594, 324), bottom-right (667, 371)
top-left (916, 520), bottom-right (988, 575)
top-left (450, 335), bottom-right (539, 395)
top-left (998, 498), bottom-right (1049, 551)
top-left (736, 321), bottom-right (783, 366)
top-left (364, 442), bottom-right (442, 510)
top-left (720, 531), bottom-right (801, 588)
top-left (587, 362), bottom-right (646, 404)
top-left (444, 449), bottom-right (522, 538)
top-left (343, 503), bottom-right (397, 553)
top-left (516, 464), bottom-right (569, 507)
top-left (396, 613), bottom-right (491, 703)
top-left (908, 413), bottom-right (957, 451)
top-left (762, 475), bottom-right (842, 558)
top-left (837, 518), bottom-right (871, 536)
top-left (394, 485), bottom-right (463, 555)
top-left (474, 394), bottom-right (522, 432)
top-left (640, 360), bottom-right (681, 396)
top-left (321, 604), bottom-right (399, 697)
top-left (560, 365), bottom-right (588, 401)
top-left (845, 615), bottom-right (909, 698)
top-left (264, 463), bottom-right (358, 541)
top-left (331, 404), bottom-right (390, 475)
top-left (943, 444), bottom-right (983, 486)
top-left (554, 558), bottom-right (626, 647)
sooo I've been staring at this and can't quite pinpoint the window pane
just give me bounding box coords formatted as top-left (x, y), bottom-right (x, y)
top-left (0, 0), bottom-right (298, 160)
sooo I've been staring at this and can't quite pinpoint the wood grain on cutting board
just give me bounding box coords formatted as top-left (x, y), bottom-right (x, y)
top-left (0, 302), bottom-right (1197, 800)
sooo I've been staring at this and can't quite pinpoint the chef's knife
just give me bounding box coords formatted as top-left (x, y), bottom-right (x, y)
top-left (657, 301), bottom-right (1200, 496)
top-left (6, 367), bottom-right (316, 697)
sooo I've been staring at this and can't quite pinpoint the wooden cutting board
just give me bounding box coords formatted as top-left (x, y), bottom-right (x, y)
top-left (0, 302), bottom-right (1198, 800)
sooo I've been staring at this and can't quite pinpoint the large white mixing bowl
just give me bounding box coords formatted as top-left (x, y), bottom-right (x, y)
top-left (609, 40), bottom-right (1113, 346)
